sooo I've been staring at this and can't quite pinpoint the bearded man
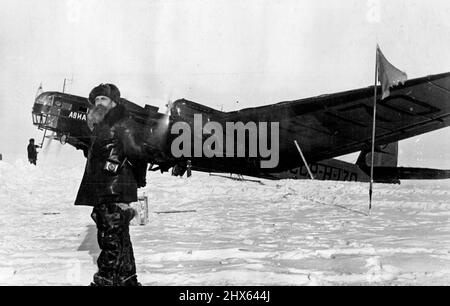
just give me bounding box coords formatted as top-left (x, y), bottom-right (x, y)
top-left (75, 83), bottom-right (149, 286)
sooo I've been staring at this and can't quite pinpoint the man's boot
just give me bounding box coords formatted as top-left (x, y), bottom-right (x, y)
top-left (118, 274), bottom-right (142, 286)
top-left (89, 273), bottom-right (115, 286)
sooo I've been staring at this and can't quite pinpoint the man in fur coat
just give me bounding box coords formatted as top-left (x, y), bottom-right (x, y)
top-left (75, 83), bottom-right (150, 286)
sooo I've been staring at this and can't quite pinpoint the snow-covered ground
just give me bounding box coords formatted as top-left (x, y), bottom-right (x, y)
top-left (1, 159), bottom-right (450, 286)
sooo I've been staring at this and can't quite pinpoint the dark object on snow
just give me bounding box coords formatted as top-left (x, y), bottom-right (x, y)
top-left (186, 160), bottom-right (192, 177)
top-left (27, 138), bottom-right (39, 165)
top-left (155, 209), bottom-right (197, 214)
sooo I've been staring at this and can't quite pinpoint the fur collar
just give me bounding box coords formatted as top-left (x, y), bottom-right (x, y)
top-left (103, 104), bottom-right (129, 126)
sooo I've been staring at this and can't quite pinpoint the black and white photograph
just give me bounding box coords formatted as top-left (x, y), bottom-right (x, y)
top-left (1, 0), bottom-right (450, 290)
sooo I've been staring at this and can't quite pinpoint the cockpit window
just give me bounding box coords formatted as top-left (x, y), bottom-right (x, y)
top-left (36, 95), bottom-right (54, 106)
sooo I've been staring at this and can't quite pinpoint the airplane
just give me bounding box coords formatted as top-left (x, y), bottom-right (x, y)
top-left (31, 71), bottom-right (450, 183)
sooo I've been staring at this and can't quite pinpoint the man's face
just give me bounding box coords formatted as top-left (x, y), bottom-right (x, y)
top-left (94, 95), bottom-right (116, 111)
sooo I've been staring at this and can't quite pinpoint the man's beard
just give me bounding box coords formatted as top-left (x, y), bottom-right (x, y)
top-left (87, 104), bottom-right (109, 131)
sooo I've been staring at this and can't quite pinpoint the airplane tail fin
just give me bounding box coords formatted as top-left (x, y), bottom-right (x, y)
top-left (356, 142), bottom-right (398, 168)
top-left (356, 142), bottom-right (400, 183)
top-left (356, 142), bottom-right (450, 182)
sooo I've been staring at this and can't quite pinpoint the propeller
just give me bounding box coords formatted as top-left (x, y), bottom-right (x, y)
top-left (157, 92), bottom-right (174, 133)
top-left (158, 96), bottom-right (173, 142)
top-left (141, 92), bottom-right (175, 168)
top-left (164, 92), bottom-right (174, 120)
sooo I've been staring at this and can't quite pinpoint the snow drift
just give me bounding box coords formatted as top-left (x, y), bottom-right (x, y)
top-left (1, 159), bottom-right (450, 285)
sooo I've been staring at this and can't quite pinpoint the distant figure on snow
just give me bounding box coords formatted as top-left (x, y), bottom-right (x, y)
top-left (27, 138), bottom-right (39, 165)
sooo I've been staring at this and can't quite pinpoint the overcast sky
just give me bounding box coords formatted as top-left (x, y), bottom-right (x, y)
top-left (1, 0), bottom-right (450, 168)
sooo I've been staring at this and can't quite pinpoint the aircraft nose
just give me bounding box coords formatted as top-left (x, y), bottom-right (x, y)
top-left (32, 92), bottom-right (59, 129)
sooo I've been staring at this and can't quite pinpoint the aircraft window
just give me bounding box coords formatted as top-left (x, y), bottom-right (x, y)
top-left (61, 102), bottom-right (72, 110)
top-left (36, 95), bottom-right (54, 106)
top-left (79, 106), bottom-right (88, 113)
top-left (50, 108), bottom-right (61, 116)
top-left (45, 115), bottom-right (58, 128)
top-left (32, 113), bottom-right (46, 126)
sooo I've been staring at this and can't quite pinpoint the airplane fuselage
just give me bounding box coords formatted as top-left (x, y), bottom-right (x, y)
top-left (32, 79), bottom-right (450, 183)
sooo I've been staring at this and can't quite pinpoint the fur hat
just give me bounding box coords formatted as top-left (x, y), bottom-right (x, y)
top-left (88, 83), bottom-right (121, 104)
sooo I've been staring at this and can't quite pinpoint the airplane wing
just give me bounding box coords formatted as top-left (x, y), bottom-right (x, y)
top-left (225, 72), bottom-right (450, 171)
